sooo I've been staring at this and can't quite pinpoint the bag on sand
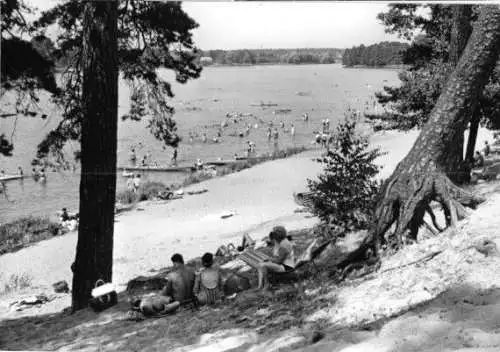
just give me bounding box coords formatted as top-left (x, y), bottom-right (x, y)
top-left (89, 279), bottom-right (118, 312)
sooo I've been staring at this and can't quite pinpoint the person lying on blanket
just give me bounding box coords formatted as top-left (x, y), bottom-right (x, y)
top-left (257, 226), bottom-right (296, 290)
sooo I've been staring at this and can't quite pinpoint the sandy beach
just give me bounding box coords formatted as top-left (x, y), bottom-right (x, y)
top-left (0, 127), bottom-right (493, 318)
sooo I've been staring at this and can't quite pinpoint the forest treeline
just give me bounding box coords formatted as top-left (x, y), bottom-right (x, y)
top-left (199, 48), bottom-right (342, 66)
top-left (342, 41), bottom-right (409, 67)
top-left (31, 34), bottom-right (409, 69)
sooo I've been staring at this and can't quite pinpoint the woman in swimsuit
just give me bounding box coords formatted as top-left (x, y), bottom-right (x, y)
top-left (257, 226), bottom-right (295, 290)
top-left (193, 252), bottom-right (224, 305)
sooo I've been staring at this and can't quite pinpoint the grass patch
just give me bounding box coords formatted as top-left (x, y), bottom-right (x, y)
top-left (137, 181), bottom-right (170, 201)
top-left (116, 181), bottom-right (171, 205)
top-left (0, 217), bottom-right (62, 255)
top-left (0, 273), bottom-right (33, 295)
top-left (116, 189), bottom-right (138, 205)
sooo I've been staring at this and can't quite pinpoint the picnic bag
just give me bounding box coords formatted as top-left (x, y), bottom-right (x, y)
top-left (89, 279), bottom-right (117, 312)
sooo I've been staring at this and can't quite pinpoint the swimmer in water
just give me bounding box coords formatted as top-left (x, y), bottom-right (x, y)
top-left (129, 148), bottom-right (137, 166)
top-left (267, 127), bottom-right (272, 141)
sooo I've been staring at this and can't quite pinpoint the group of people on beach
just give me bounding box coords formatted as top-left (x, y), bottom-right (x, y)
top-left (126, 173), bottom-right (141, 192)
top-left (133, 226), bottom-right (296, 318)
top-left (134, 252), bottom-right (224, 317)
top-left (59, 207), bottom-right (79, 231)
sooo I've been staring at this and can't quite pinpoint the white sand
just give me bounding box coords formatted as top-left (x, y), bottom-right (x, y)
top-left (0, 127), bottom-right (494, 319)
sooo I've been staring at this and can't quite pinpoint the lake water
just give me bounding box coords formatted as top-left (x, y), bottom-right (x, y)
top-left (0, 64), bottom-right (399, 223)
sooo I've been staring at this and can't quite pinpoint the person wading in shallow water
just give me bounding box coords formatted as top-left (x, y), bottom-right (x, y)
top-left (273, 128), bottom-right (279, 150)
top-left (129, 148), bottom-right (137, 166)
top-left (172, 148), bottom-right (178, 165)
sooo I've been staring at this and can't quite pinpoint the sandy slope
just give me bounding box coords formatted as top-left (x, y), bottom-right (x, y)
top-left (0, 127), bottom-right (493, 322)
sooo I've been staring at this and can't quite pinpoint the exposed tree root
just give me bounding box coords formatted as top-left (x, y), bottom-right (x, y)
top-left (368, 171), bottom-right (485, 257)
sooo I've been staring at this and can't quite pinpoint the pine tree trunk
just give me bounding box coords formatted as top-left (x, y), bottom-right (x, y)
top-left (447, 5), bottom-right (473, 184)
top-left (72, 1), bottom-right (118, 311)
top-left (366, 7), bottom-right (500, 255)
top-left (449, 5), bottom-right (473, 65)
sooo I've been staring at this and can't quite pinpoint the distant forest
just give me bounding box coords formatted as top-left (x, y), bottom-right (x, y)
top-left (30, 35), bottom-right (407, 69)
top-left (342, 41), bottom-right (409, 67)
top-left (199, 48), bottom-right (342, 66)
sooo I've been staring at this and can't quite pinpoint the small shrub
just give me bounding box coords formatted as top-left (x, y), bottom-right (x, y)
top-left (137, 181), bottom-right (170, 201)
top-left (182, 172), bottom-right (213, 187)
top-left (307, 109), bottom-right (383, 232)
top-left (0, 273), bottom-right (33, 294)
top-left (0, 217), bottom-right (62, 255)
top-left (116, 189), bottom-right (138, 204)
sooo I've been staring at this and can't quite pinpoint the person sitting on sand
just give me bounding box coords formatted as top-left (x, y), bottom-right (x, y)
top-left (193, 252), bottom-right (224, 305)
top-left (132, 254), bottom-right (194, 318)
top-left (161, 253), bottom-right (196, 304)
top-left (61, 208), bottom-right (70, 222)
top-left (474, 151), bottom-right (485, 168)
top-left (256, 226), bottom-right (295, 290)
top-left (483, 140), bottom-right (491, 157)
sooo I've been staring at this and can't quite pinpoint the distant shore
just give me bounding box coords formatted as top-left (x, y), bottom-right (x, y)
top-left (342, 64), bottom-right (410, 70)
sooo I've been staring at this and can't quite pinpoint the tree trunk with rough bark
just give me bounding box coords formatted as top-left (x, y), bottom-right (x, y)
top-left (366, 7), bottom-right (500, 255)
top-left (448, 5), bottom-right (474, 184)
top-left (72, 1), bottom-right (118, 311)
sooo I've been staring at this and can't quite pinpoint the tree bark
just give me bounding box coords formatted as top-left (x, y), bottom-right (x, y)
top-left (449, 5), bottom-right (473, 65)
top-left (366, 7), bottom-right (500, 255)
top-left (447, 5), bottom-right (474, 184)
top-left (72, 1), bottom-right (118, 311)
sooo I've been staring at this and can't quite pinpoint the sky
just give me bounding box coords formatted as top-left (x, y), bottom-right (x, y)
top-left (26, 1), bottom-right (403, 50)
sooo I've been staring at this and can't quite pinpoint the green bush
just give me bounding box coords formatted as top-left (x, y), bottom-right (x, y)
top-left (116, 189), bottom-right (138, 204)
top-left (182, 172), bottom-right (214, 187)
top-left (137, 181), bottom-right (170, 201)
top-left (0, 273), bottom-right (33, 295)
top-left (0, 217), bottom-right (62, 255)
top-left (307, 109), bottom-right (383, 233)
